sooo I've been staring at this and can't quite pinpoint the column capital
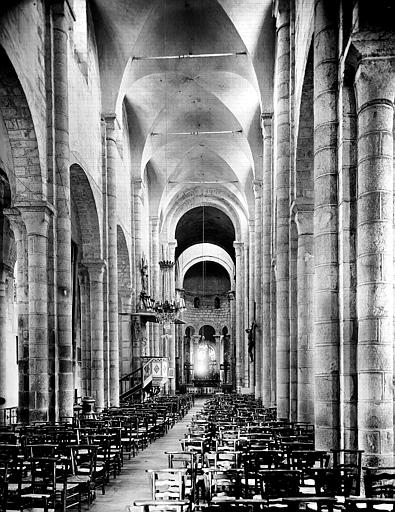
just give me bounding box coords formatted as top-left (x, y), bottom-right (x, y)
top-left (131, 178), bottom-right (144, 196)
top-left (260, 113), bottom-right (273, 139)
top-left (273, 0), bottom-right (290, 30)
top-left (351, 33), bottom-right (395, 110)
top-left (294, 210), bottom-right (313, 236)
top-left (150, 216), bottom-right (160, 228)
top-left (253, 180), bottom-right (263, 198)
top-left (102, 113), bottom-right (121, 131)
top-left (50, 0), bottom-right (75, 25)
top-left (15, 202), bottom-right (55, 237)
top-left (3, 207), bottom-right (25, 239)
top-left (233, 241), bottom-right (244, 257)
top-left (291, 201), bottom-right (314, 235)
top-left (77, 265), bottom-right (89, 284)
top-left (83, 259), bottom-right (106, 281)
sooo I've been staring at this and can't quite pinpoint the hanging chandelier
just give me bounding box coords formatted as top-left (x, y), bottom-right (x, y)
top-left (154, 259), bottom-right (185, 329)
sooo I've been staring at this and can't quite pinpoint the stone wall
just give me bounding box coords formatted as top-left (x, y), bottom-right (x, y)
top-left (182, 295), bottom-right (230, 336)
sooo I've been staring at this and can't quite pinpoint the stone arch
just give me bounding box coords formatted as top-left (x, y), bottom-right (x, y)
top-left (0, 46), bottom-right (44, 202)
top-left (199, 324), bottom-right (216, 342)
top-left (70, 164), bottom-right (102, 260)
top-left (185, 326), bottom-right (195, 338)
top-left (117, 225), bottom-right (131, 300)
top-left (165, 188), bottom-right (246, 245)
top-left (177, 243), bottom-right (234, 287)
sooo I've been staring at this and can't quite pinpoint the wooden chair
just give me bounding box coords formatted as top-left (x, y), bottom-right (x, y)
top-left (289, 450), bottom-right (330, 493)
top-left (132, 499), bottom-right (191, 512)
top-left (146, 468), bottom-right (188, 502)
top-left (19, 457), bottom-right (59, 512)
top-left (243, 450), bottom-right (287, 498)
top-left (346, 466), bottom-right (395, 512)
top-left (205, 468), bottom-right (244, 503)
top-left (331, 449), bottom-right (364, 496)
top-left (0, 460), bottom-right (8, 512)
top-left (69, 444), bottom-right (107, 502)
top-left (121, 416), bottom-right (139, 459)
top-left (166, 451), bottom-right (198, 503)
top-left (259, 469), bottom-right (301, 510)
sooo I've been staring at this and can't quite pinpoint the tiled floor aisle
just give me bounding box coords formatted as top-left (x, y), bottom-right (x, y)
top-left (88, 398), bottom-right (206, 512)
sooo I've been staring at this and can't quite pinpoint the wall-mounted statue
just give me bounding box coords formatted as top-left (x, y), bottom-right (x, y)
top-left (246, 320), bottom-right (257, 363)
top-left (140, 255), bottom-right (149, 294)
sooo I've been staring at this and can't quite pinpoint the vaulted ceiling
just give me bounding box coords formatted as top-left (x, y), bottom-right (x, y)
top-left (91, 0), bottom-right (274, 252)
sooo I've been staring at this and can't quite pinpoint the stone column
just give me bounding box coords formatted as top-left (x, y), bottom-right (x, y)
top-left (248, 221), bottom-right (255, 391)
top-left (244, 241), bottom-right (250, 388)
top-left (4, 209), bottom-right (29, 421)
top-left (261, 115), bottom-right (273, 404)
top-left (289, 219), bottom-right (298, 421)
top-left (275, 1), bottom-right (291, 420)
top-left (295, 208), bottom-right (314, 422)
top-left (228, 291), bottom-right (236, 390)
top-left (313, 0), bottom-right (340, 450)
top-left (131, 179), bottom-right (143, 312)
top-left (353, 40), bottom-right (395, 466)
top-left (0, 266), bottom-right (8, 409)
top-left (150, 217), bottom-right (160, 355)
top-left (105, 115), bottom-right (119, 407)
top-left (20, 204), bottom-right (52, 422)
top-left (85, 260), bottom-right (106, 411)
top-left (253, 180), bottom-right (263, 398)
top-left (78, 267), bottom-right (90, 397)
top-left (233, 241), bottom-right (245, 389)
top-left (52, 0), bottom-right (73, 421)
top-left (191, 335), bottom-right (200, 381)
top-left (339, 74), bottom-right (358, 450)
top-left (119, 293), bottom-right (132, 375)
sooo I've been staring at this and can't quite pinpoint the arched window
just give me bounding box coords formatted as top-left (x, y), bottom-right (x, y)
top-left (214, 297), bottom-right (220, 309)
top-left (194, 297), bottom-right (200, 308)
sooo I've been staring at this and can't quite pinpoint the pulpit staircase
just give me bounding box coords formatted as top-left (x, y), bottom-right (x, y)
top-left (119, 359), bottom-right (154, 402)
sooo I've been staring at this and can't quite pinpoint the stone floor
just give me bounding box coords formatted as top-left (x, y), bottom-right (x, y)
top-left (88, 398), bottom-right (205, 512)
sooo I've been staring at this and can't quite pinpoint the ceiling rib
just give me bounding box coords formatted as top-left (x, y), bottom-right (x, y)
top-left (132, 52), bottom-right (247, 61)
top-left (169, 180), bottom-right (238, 184)
top-left (151, 130), bottom-right (243, 136)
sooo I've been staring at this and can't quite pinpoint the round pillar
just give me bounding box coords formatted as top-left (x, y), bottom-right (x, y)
top-left (21, 204), bottom-right (52, 422)
top-left (313, 0), bottom-right (340, 449)
top-left (354, 48), bottom-right (395, 466)
top-left (295, 209), bottom-right (314, 423)
top-left (105, 115), bottom-right (120, 407)
top-left (253, 180), bottom-right (263, 398)
top-left (233, 241), bottom-right (245, 389)
top-left (150, 217), bottom-right (160, 355)
top-left (4, 208), bottom-right (29, 422)
top-left (52, 0), bottom-right (73, 421)
top-left (275, 2), bottom-right (291, 419)
top-left (261, 115), bottom-right (273, 404)
top-left (85, 260), bottom-right (106, 411)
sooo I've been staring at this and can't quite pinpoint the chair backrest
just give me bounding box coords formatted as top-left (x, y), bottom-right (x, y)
top-left (166, 451), bottom-right (196, 473)
top-left (314, 467), bottom-right (356, 497)
top-left (331, 449), bottom-right (364, 495)
top-left (206, 468), bottom-right (243, 500)
top-left (29, 457), bottom-right (58, 496)
top-left (69, 444), bottom-right (99, 476)
top-left (146, 468), bottom-right (187, 501)
top-left (364, 467), bottom-right (395, 498)
top-left (259, 469), bottom-right (301, 499)
top-left (289, 450), bottom-right (330, 471)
